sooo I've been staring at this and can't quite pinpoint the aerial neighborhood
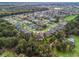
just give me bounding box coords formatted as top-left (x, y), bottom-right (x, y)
top-left (0, 2), bottom-right (79, 57)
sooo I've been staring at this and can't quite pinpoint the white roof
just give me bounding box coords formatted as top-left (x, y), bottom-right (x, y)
top-left (68, 38), bottom-right (74, 42)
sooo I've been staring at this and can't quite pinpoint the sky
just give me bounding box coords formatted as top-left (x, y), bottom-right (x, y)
top-left (0, 0), bottom-right (79, 2)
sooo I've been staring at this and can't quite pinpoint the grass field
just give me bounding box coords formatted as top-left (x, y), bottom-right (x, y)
top-left (1, 49), bottom-right (17, 57)
top-left (64, 15), bottom-right (78, 22)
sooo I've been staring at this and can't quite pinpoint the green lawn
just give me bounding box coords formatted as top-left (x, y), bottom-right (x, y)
top-left (0, 49), bottom-right (17, 57)
top-left (64, 15), bottom-right (78, 22)
top-left (56, 35), bottom-right (79, 57)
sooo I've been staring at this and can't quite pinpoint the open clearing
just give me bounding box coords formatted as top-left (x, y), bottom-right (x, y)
top-left (64, 15), bottom-right (78, 22)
